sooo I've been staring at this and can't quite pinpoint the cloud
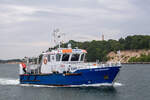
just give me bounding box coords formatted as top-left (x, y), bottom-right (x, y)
top-left (97, 0), bottom-right (132, 10)
top-left (0, 0), bottom-right (150, 59)
top-left (0, 4), bottom-right (42, 24)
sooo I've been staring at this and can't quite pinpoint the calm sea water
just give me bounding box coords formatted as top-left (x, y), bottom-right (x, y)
top-left (0, 64), bottom-right (150, 100)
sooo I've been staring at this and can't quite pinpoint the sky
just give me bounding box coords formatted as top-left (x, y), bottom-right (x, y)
top-left (0, 0), bottom-right (150, 59)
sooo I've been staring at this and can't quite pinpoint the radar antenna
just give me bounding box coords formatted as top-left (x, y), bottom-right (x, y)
top-left (52, 28), bottom-right (65, 49)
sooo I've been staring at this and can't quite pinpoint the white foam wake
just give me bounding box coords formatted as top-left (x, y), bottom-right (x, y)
top-left (67, 82), bottom-right (123, 87)
top-left (113, 82), bottom-right (123, 87)
top-left (0, 78), bottom-right (19, 86)
top-left (20, 82), bottom-right (123, 88)
top-left (0, 78), bottom-right (123, 87)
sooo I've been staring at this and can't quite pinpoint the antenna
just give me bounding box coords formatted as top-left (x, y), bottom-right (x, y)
top-left (52, 28), bottom-right (65, 49)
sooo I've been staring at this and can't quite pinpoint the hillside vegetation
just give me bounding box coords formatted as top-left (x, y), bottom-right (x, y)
top-left (107, 49), bottom-right (150, 63)
top-left (0, 59), bottom-right (22, 64)
top-left (49, 35), bottom-right (150, 62)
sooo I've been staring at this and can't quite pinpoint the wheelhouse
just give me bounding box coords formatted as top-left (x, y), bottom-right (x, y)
top-left (42, 48), bottom-right (87, 63)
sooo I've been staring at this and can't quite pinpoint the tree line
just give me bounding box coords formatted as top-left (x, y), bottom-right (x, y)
top-left (0, 59), bottom-right (22, 64)
top-left (48, 35), bottom-right (150, 62)
top-left (128, 54), bottom-right (150, 62)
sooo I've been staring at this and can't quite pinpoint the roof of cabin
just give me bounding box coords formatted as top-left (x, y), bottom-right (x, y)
top-left (43, 48), bottom-right (87, 55)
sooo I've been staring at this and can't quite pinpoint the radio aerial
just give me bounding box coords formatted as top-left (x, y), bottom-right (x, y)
top-left (52, 28), bottom-right (65, 48)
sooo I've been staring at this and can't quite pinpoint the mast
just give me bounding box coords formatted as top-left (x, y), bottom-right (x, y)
top-left (52, 29), bottom-right (65, 49)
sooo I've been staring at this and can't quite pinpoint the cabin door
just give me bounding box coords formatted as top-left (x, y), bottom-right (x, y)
top-left (50, 55), bottom-right (55, 72)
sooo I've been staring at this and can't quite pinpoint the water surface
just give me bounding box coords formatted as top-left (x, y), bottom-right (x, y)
top-left (0, 64), bottom-right (150, 100)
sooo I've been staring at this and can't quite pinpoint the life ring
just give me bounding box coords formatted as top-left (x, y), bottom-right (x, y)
top-left (93, 64), bottom-right (97, 66)
top-left (44, 58), bottom-right (47, 64)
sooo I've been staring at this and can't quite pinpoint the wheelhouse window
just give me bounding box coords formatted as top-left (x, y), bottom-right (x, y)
top-left (56, 54), bottom-right (61, 61)
top-left (62, 54), bottom-right (70, 61)
top-left (71, 54), bottom-right (80, 61)
top-left (80, 54), bottom-right (85, 61)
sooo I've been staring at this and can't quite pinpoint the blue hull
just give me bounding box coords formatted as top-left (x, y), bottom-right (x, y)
top-left (20, 66), bottom-right (120, 86)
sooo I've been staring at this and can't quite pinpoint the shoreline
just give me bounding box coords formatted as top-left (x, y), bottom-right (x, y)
top-left (1, 62), bottom-right (150, 65)
top-left (122, 62), bottom-right (150, 64)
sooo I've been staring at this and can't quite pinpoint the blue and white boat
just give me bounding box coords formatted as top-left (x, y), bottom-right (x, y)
top-left (19, 30), bottom-right (121, 86)
top-left (19, 47), bottom-right (121, 86)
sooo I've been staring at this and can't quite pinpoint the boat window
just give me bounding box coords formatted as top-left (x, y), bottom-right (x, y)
top-left (56, 54), bottom-right (61, 61)
top-left (62, 54), bottom-right (70, 61)
top-left (80, 54), bottom-right (85, 61)
top-left (71, 54), bottom-right (80, 61)
top-left (48, 55), bottom-right (51, 62)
